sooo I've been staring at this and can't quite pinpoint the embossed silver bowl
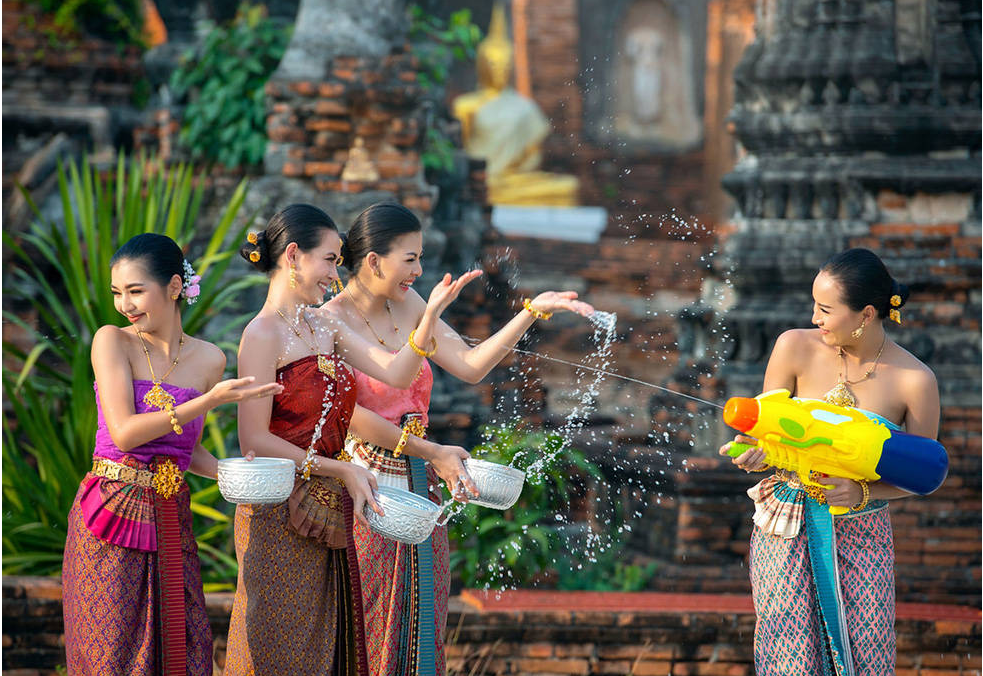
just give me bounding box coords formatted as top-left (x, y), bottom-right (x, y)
top-left (217, 457), bottom-right (295, 504)
top-left (364, 485), bottom-right (447, 545)
top-left (463, 458), bottom-right (526, 510)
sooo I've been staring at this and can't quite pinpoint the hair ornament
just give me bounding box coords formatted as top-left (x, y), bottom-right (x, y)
top-left (247, 232), bottom-right (259, 245)
top-left (182, 260), bottom-right (201, 304)
top-left (889, 294), bottom-right (902, 324)
top-left (249, 250), bottom-right (261, 263)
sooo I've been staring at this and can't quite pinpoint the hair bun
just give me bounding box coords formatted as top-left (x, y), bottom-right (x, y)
top-left (890, 279), bottom-right (910, 308)
top-left (339, 232), bottom-right (354, 271)
top-left (239, 230), bottom-right (273, 273)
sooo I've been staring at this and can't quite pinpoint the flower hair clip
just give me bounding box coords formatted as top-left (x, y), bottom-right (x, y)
top-left (247, 232), bottom-right (262, 263)
top-left (889, 294), bottom-right (902, 324)
top-left (182, 259), bottom-right (201, 304)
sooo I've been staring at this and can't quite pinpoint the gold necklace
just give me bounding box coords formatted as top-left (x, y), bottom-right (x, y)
top-left (136, 331), bottom-right (185, 434)
top-left (344, 286), bottom-right (400, 349)
top-left (823, 335), bottom-right (886, 408)
top-left (273, 306), bottom-right (335, 377)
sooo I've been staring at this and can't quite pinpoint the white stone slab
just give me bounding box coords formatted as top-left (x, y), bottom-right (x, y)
top-left (491, 206), bottom-right (609, 243)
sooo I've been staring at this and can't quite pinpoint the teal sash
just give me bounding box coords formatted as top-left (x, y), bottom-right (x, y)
top-left (407, 455), bottom-right (436, 676)
top-left (802, 409), bottom-right (900, 676)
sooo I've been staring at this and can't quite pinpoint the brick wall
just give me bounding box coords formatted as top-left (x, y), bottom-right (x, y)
top-left (261, 50), bottom-right (436, 211)
top-left (4, 578), bottom-right (978, 675)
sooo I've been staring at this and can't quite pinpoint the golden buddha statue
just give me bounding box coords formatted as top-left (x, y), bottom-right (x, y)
top-left (452, 4), bottom-right (579, 206)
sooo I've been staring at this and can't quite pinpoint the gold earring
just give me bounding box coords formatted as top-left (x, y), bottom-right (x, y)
top-left (289, 263), bottom-right (297, 289)
top-left (171, 294), bottom-right (180, 300)
top-left (851, 318), bottom-right (866, 339)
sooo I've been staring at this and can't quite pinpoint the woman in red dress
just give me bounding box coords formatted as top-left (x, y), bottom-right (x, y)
top-left (225, 204), bottom-right (478, 675)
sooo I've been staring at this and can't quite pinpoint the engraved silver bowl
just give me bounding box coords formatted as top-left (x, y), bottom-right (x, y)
top-left (364, 485), bottom-right (447, 545)
top-left (217, 457), bottom-right (295, 504)
top-left (463, 458), bottom-right (526, 510)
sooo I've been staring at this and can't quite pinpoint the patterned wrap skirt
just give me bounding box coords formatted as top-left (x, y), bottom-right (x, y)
top-left (749, 474), bottom-right (896, 676)
top-left (62, 475), bottom-right (213, 675)
top-left (347, 437), bottom-right (450, 676)
top-left (223, 499), bottom-right (365, 676)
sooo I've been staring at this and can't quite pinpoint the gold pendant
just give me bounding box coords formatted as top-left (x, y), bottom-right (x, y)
top-left (317, 354), bottom-right (335, 378)
top-left (151, 458), bottom-right (183, 499)
top-left (143, 382), bottom-right (176, 411)
top-left (823, 381), bottom-right (857, 408)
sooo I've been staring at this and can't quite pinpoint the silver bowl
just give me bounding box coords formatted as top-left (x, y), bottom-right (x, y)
top-left (364, 485), bottom-right (446, 545)
top-left (463, 458), bottom-right (526, 510)
top-left (217, 457), bottom-right (295, 504)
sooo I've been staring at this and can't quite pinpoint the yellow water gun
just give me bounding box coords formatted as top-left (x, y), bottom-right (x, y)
top-left (724, 389), bottom-right (948, 514)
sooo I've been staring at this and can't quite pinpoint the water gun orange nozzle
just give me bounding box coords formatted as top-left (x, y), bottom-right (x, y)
top-left (723, 397), bottom-right (759, 433)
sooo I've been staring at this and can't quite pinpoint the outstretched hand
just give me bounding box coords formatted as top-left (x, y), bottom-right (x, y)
top-left (425, 270), bottom-right (484, 318)
top-left (529, 291), bottom-right (594, 317)
top-left (207, 377), bottom-right (283, 407)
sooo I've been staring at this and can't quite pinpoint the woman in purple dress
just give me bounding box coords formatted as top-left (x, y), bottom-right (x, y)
top-left (62, 233), bottom-right (281, 675)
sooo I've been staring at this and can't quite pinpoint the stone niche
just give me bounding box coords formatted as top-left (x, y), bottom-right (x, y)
top-left (579, 0), bottom-right (706, 152)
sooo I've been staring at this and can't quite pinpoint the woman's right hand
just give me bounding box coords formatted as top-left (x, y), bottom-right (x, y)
top-left (424, 270), bottom-right (483, 318)
top-left (341, 463), bottom-right (384, 527)
top-left (719, 435), bottom-right (769, 472)
top-left (206, 376), bottom-right (283, 407)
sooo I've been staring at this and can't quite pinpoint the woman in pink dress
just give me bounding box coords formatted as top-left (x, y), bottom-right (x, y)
top-left (321, 202), bottom-right (594, 676)
top-left (62, 233), bottom-right (280, 675)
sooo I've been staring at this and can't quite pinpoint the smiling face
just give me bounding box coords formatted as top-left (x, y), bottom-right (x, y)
top-left (811, 270), bottom-right (869, 346)
top-left (290, 228), bottom-right (344, 304)
top-left (366, 231), bottom-right (423, 300)
top-left (111, 258), bottom-right (181, 330)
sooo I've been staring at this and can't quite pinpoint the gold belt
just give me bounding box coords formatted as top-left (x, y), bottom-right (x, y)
top-left (91, 457), bottom-right (185, 499)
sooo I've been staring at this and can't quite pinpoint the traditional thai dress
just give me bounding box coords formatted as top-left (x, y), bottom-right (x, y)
top-left (224, 354), bottom-right (368, 676)
top-left (747, 408), bottom-right (899, 676)
top-left (345, 360), bottom-right (449, 676)
top-left (62, 380), bottom-right (211, 676)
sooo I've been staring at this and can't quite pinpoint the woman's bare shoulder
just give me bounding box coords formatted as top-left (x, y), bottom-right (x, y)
top-left (888, 341), bottom-right (938, 387)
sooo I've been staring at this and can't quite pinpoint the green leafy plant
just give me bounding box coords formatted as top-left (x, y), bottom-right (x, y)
top-left (408, 6), bottom-right (482, 176)
top-left (170, 3), bottom-right (290, 169)
top-left (554, 543), bottom-right (658, 592)
top-left (447, 425), bottom-right (603, 588)
top-left (2, 152), bottom-right (265, 582)
top-left (408, 6), bottom-right (482, 91)
top-left (27, 0), bottom-right (145, 48)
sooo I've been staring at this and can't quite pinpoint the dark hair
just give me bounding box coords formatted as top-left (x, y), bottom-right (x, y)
top-left (110, 233), bottom-right (184, 290)
top-left (341, 202), bottom-right (422, 273)
top-left (240, 204), bottom-right (338, 274)
top-left (821, 248), bottom-right (909, 319)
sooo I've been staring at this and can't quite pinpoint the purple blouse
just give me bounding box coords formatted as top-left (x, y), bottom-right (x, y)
top-left (93, 380), bottom-right (204, 471)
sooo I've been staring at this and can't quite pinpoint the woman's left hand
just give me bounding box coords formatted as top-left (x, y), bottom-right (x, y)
top-left (821, 476), bottom-right (864, 508)
top-left (529, 291), bottom-right (594, 317)
top-left (429, 445), bottom-right (479, 502)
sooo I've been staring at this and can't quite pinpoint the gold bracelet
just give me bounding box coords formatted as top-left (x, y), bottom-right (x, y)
top-left (393, 428), bottom-right (410, 458)
top-left (850, 479), bottom-right (870, 511)
top-left (522, 298), bottom-right (552, 321)
top-left (407, 329), bottom-right (437, 358)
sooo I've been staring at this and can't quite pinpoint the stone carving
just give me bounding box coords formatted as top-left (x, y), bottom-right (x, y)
top-left (341, 137), bottom-right (379, 182)
top-left (580, 0), bottom-right (706, 151)
top-left (613, 1), bottom-right (700, 145)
